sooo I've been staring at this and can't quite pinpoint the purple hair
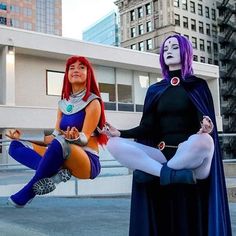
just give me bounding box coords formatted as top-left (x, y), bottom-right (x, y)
top-left (159, 34), bottom-right (194, 80)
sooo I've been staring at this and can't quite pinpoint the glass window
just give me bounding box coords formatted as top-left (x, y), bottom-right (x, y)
top-left (130, 10), bottom-right (135, 21)
top-left (213, 43), bottom-right (218, 53)
top-left (182, 0), bottom-right (188, 10)
top-left (192, 37), bottom-right (197, 49)
top-left (212, 9), bottom-right (216, 20)
top-left (207, 41), bottom-right (211, 53)
top-left (184, 34), bottom-right (189, 39)
top-left (200, 57), bottom-right (205, 63)
top-left (206, 23), bottom-right (211, 36)
top-left (191, 19), bottom-right (196, 31)
top-left (0, 3), bottom-right (7, 11)
top-left (145, 3), bottom-right (151, 15)
top-left (212, 24), bottom-right (217, 38)
top-left (208, 58), bottom-right (212, 64)
top-left (146, 39), bottom-right (152, 50)
top-left (0, 16), bottom-right (7, 25)
top-left (199, 39), bottom-right (205, 51)
top-left (183, 16), bottom-right (188, 28)
top-left (193, 55), bottom-right (198, 61)
top-left (174, 0), bottom-right (180, 8)
top-left (146, 21), bottom-right (152, 32)
top-left (131, 27), bottom-right (136, 37)
top-left (118, 85), bottom-right (132, 103)
top-left (24, 7), bottom-right (32, 16)
top-left (190, 1), bottom-right (195, 13)
top-left (24, 22), bottom-right (32, 30)
top-left (198, 4), bottom-right (203, 16)
top-left (10, 19), bottom-right (20, 27)
top-left (95, 66), bottom-right (116, 109)
top-left (199, 21), bottom-right (204, 33)
top-left (134, 72), bottom-right (149, 110)
top-left (116, 69), bottom-right (133, 111)
top-left (138, 24), bottom-right (144, 35)
top-left (10, 5), bottom-right (20, 13)
top-left (99, 83), bottom-right (116, 102)
top-left (46, 70), bottom-right (64, 96)
top-left (138, 41), bottom-right (144, 51)
top-left (131, 44), bottom-right (136, 50)
top-left (205, 6), bottom-right (210, 18)
top-left (138, 7), bottom-right (143, 18)
top-left (175, 14), bottom-right (180, 26)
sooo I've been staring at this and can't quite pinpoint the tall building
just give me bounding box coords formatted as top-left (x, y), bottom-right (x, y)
top-left (0, 0), bottom-right (62, 35)
top-left (217, 0), bottom-right (236, 159)
top-left (83, 11), bottom-right (119, 46)
top-left (115, 0), bottom-right (219, 65)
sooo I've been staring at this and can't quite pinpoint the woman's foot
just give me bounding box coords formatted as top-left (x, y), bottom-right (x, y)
top-left (8, 194), bottom-right (34, 208)
top-left (198, 116), bottom-right (214, 134)
top-left (33, 169), bottom-right (71, 195)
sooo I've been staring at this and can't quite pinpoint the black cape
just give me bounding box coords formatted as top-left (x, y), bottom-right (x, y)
top-left (129, 76), bottom-right (231, 236)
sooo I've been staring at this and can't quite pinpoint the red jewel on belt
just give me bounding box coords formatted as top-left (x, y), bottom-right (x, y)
top-left (158, 141), bottom-right (165, 151)
top-left (170, 77), bottom-right (180, 86)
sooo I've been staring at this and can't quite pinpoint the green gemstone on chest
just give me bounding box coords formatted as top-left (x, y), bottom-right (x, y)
top-left (66, 104), bottom-right (73, 112)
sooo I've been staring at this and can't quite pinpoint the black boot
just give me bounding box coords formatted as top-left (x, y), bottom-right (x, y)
top-left (160, 163), bottom-right (196, 185)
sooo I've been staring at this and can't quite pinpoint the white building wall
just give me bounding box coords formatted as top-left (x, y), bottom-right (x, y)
top-left (15, 54), bottom-right (64, 107)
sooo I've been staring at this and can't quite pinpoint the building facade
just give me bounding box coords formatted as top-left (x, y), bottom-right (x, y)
top-left (0, 26), bottom-right (222, 164)
top-left (82, 11), bottom-right (120, 47)
top-left (217, 0), bottom-right (236, 159)
top-left (0, 0), bottom-right (62, 35)
top-left (115, 0), bottom-right (219, 65)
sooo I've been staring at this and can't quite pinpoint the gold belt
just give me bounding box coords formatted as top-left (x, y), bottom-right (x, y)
top-left (157, 141), bottom-right (178, 151)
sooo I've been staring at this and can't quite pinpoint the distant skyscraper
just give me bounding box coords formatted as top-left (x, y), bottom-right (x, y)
top-left (115, 0), bottom-right (219, 65)
top-left (0, 0), bottom-right (62, 36)
top-left (83, 11), bottom-right (119, 46)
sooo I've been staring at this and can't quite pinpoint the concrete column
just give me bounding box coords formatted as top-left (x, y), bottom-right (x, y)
top-left (0, 46), bottom-right (15, 105)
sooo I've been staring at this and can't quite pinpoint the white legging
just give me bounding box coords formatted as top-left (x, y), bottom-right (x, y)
top-left (106, 133), bottom-right (214, 179)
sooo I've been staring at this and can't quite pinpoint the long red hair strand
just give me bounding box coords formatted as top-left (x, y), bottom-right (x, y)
top-left (61, 56), bottom-right (108, 145)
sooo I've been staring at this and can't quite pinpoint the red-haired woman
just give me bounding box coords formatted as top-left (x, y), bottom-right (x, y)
top-left (7, 56), bottom-right (107, 207)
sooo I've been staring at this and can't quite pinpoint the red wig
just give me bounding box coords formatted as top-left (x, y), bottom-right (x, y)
top-left (61, 56), bottom-right (108, 145)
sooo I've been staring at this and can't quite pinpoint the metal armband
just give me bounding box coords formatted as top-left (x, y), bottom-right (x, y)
top-left (52, 129), bottom-right (61, 137)
top-left (65, 132), bottom-right (88, 146)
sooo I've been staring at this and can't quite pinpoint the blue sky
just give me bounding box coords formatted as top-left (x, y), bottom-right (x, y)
top-left (62, 0), bottom-right (117, 40)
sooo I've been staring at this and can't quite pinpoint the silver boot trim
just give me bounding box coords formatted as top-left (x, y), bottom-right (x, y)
top-left (55, 135), bottom-right (71, 159)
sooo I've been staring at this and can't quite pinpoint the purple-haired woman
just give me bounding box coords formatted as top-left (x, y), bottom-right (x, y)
top-left (101, 35), bottom-right (231, 235)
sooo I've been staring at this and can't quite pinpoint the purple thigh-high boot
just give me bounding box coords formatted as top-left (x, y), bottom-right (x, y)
top-left (9, 140), bottom-right (42, 170)
top-left (8, 136), bottom-right (70, 207)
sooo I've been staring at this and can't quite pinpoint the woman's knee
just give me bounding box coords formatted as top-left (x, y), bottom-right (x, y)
top-left (106, 137), bottom-right (123, 151)
top-left (200, 134), bottom-right (214, 155)
top-left (189, 134), bottom-right (214, 153)
top-left (8, 140), bottom-right (24, 156)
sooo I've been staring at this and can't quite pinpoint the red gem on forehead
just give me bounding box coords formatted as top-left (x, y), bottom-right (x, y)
top-left (170, 77), bottom-right (180, 86)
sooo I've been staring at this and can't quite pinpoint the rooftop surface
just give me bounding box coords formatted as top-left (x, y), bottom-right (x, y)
top-left (0, 196), bottom-right (235, 236)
